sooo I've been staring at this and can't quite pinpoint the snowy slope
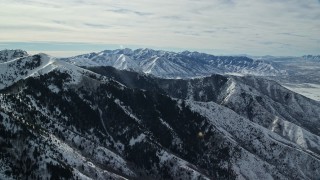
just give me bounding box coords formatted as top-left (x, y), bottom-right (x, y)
top-left (248, 55), bottom-right (320, 102)
top-left (1, 50), bottom-right (320, 179)
top-left (0, 51), bottom-right (107, 91)
top-left (64, 48), bottom-right (284, 78)
top-left (154, 74), bottom-right (320, 143)
top-left (187, 100), bottom-right (320, 179)
top-left (88, 66), bottom-right (320, 179)
top-left (0, 49), bottom-right (28, 63)
top-left (67, 50), bottom-right (141, 72)
top-left (0, 53), bottom-right (54, 89)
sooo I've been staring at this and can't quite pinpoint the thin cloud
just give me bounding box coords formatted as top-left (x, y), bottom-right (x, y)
top-left (107, 8), bottom-right (153, 16)
top-left (0, 0), bottom-right (319, 56)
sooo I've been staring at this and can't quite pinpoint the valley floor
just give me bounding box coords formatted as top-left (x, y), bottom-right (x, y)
top-left (283, 83), bottom-right (320, 101)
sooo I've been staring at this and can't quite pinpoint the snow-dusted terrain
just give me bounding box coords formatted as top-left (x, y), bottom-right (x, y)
top-left (65, 48), bottom-right (284, 78)
top-left (254, 55), bottom-right (320, 102)
top-left (0, 49), bottom-right (320, 179)
top-left (303, 55), bottom-right (320, 62)
top-left (67, 50), bottom-right (320, 102)
top-left (0, 49), bottom-right (28, 63)
top-left (284, 83), bottom-right (320, 101)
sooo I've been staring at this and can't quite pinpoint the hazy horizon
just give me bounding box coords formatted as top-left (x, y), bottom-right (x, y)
top-left (2, 45), bottom-right (313, 58)
top-left (0, 44), bottom-right (318, 58)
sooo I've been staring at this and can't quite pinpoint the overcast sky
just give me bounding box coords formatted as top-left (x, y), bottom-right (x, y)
top-left (0, 0), bottom-right (319, 56)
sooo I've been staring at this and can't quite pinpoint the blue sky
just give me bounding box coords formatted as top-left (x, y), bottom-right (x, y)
top-left (0, 0), bottom-right (319, 57)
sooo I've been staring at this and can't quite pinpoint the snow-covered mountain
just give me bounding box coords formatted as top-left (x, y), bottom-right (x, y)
top-left (252, 55), bottom-right (320, 101)
top-left (64, 48), bottom-right (284, 78)
top-left (0, 49), bottom-right (28, 63)
top-left (0, 50), bottom-right (100, 90)
top-left (0, 50), bottom-right (320, 179)
top-left (303, 55), bottom-right (320, 62)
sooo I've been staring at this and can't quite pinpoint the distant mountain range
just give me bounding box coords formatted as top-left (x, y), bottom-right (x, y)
top-left (64, 48), bottom-right (285, 78)
top-left (0, 49), bottom-right (320, 179)
top-left (303, 55), bottom-right (320, 61)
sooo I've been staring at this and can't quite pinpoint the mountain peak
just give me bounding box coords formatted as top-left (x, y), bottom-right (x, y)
top-left (65, 48), bottom-right (284, 78)
top-left (0, 49), bottom-right (29, 63)
top-left (302, 55), bottom-right (320, 61)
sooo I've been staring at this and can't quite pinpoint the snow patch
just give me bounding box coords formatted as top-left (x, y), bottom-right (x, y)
top-left (129, 134), bottom-right (146, 146)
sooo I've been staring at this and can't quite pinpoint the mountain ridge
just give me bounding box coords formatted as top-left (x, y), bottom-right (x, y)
top-left (64, 48), bottom-right (285, 78)
top-left (0, 49), bottom-right (319, 179)
top-left (0, 49), bottom-right (28, 63)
